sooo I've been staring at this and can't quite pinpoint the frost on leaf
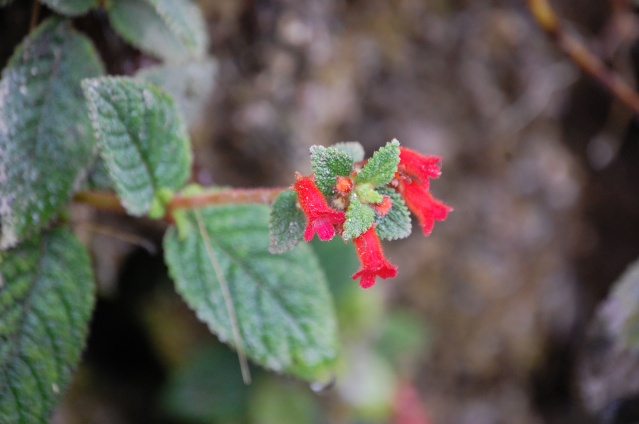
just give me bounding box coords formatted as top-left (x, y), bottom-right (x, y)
top-left (0, 18), bottom-right (103, 249)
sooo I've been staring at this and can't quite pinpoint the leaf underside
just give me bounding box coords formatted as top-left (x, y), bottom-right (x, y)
top-left (108, 0), bottom-right (208, 62)
top-left (0, 228), bottom-right (95, 423)
top-left (164, 204), bottom-right (338, 381)
top-left (82, 77), bottom-right (192, 216)
top-left (0, 18), bottom-right (104, 249)
top-left (375, 187), bottom-right (412, 240)
top-left (269, 190), bottom-right (305, 254)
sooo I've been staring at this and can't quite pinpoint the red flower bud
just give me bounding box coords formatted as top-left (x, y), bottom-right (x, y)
top-left (292, 173), bottom-right (346, 241)
top-left (352, 226), bottom-right (398, 289)
top-left (335, 176), bottom-right (353, 195)
top-left (372, 195), bottom-right (392, 216)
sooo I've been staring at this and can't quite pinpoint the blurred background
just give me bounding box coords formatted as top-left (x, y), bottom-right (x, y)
top-left (4, 0), bottom-right (639, 423)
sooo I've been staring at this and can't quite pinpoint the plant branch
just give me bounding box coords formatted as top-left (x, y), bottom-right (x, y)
top-left (528, 0), bottom-right (639, 115)
top-left (168, 187), bottom-right (287, 210)
top-left (74, 186), bottom-right (288, 219)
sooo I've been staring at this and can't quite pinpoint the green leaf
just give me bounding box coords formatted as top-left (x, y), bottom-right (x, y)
top-left (164, 204), bottom-right (338, 381)
top-left (310, 145), bottom-right (354, 196)
top-left (375, 187), bottom-right (411, 240)
top-left (39, 0), bottom-right (96, 16)
top-left (343, 194), bottom-right (375, 240)
top-left (108, 0), bottom-right (208, 63)
top-left (137, 58), bottom-right (218, 130)
top-left (82, 77), bottom-right (192, 216)
top-left (269, 190), bottom-right (305, 254)
top-left (355, 139), bottom-right (400, 187)
top-left (0, 228), bottom-right (96, 423)
top-left (0, 0), bottom-right (14, 7)
top-left (332, 141), bottom-right (365, 162)
top-left (0, 18), bottom-right (104, 249)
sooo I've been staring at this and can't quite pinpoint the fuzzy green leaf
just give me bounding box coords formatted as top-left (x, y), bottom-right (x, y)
top-left (343, 194), bottom-right (375, 240)
top-left (0, 18), bottom-right (104, 249)
top-left (332, 141), bottom-right (365, 162)
top-left (310, 145), bottom-right (354, 196)
top-left (164, 204), bottom-right (338, 381)
top-left (0, 228), bottom-right (96, 423)
top-left (82, 77), bottom-right (192, 216)
top-left (269, 190), bottom-right (305, 254)
top-left (108, 0), bottom-right (208, 63)
top-left (355, 139), bottom-right (400, 187)
top-left (39, 0), bottom-right (96, 16)
top-left (375, 187), bottom-right (412, 240)
top-left (137, 58), bottom-right (218, 130)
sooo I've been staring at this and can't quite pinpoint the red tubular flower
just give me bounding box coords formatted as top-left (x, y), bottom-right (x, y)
top-left (292, 173), bottom-right (346, 241)
top-left (398, 147), bottom-right (442, 185)
top-left (398, 180), bottom-right (451, 236)
top-left (352, 226), bottom-right (398, 289)
top-left (396, 146), bottom-right (452, 236)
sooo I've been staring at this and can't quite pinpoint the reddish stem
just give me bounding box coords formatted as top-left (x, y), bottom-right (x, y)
top-left (168, 187), bottom-right (287, 210)
top-left (74, 187), bottom-right (288, 220)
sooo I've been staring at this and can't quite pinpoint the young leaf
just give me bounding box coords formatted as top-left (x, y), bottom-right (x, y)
top-left (332, 141), bottom-right (365, 162)
top-left (39, 0), bottom-right (97, 16)
top-left (343, 194), bottom-right (375, 240)
top-left (0, 228), bottom-right (95, 423)
top-left (164, 204), bottom-right (338, 381)
top-left (108, 0), bottom-right (208, 63)
top-left (82, 77), bottom-right (192, 216)
top-left (355, 139), bottom-right (400, 187)
top-left (0, 18), bottom-right (104, 249)
top-left (136, 58), bottom-right (218, 130)
top-left (269, 190), bottom-right (305, 254)
top-left (310, 145), bottom-right (354, 196)
top-left (375, 187), bottom-right (412, 240)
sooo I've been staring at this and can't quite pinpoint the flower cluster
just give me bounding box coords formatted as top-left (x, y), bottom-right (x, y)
top-left (271, 140), bottom-right (451, 289)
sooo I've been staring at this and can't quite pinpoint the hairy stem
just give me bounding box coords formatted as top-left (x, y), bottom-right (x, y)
top-left (528, 0), bottom-right (639, 115)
